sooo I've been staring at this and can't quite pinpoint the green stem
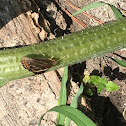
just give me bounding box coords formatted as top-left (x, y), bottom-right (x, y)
top-left (0, 18), bottom-right (126, 86)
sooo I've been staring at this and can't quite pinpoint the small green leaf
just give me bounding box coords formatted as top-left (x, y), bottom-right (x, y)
top-left (38, 105), bottom-right (96, 126)
top-left (97, 84), bottom-right (106, 93)
top-left (83, 75), bottom-right (90, 83)
top-left (90, 75), bottom-right (101, 85)
top-left (90, 75), bottom-right (107, 85)
top-left (100, 78), bottom-right (108, 85)
top-left (85, 87), bottom-right (93, 96)
top-left (105, 81), bottom-right (119, 91)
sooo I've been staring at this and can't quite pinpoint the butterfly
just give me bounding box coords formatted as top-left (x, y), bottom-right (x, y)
top-left (21, 57), bottom-right (57, 74)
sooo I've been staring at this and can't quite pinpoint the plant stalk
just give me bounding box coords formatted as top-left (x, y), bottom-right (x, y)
top-left (0, 18), bottom-right (126, 86)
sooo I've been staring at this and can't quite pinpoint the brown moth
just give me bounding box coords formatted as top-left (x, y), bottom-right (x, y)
top-left (21, 57), bottom-right (57, 74)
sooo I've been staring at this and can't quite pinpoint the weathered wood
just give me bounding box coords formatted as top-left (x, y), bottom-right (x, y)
top-left (0, 0), bottom-right (51, 47)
